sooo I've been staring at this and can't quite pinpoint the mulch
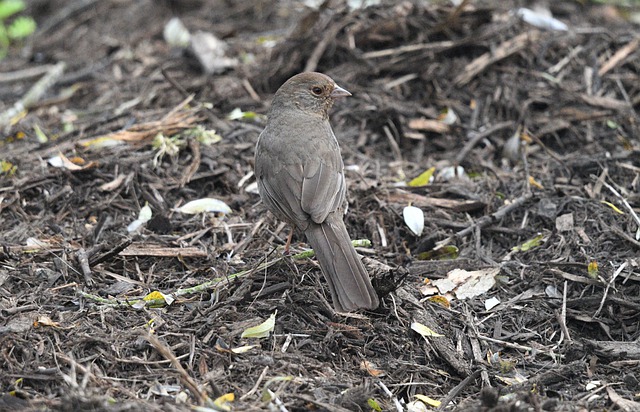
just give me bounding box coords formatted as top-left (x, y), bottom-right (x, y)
top-left (1, 0), bottom-right (639, 411)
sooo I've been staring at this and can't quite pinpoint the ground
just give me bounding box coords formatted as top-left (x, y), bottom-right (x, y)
top-left (1, 0), bottom-right (639, 411)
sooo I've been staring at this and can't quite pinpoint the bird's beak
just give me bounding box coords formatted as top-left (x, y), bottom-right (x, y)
top-left (331, 84), bottom-right (352, 98)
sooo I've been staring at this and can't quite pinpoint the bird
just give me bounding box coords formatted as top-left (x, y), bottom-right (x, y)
top-left (254, 72), bottom-right (379, 312)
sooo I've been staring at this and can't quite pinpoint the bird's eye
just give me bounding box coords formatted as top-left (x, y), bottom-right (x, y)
top-left (311, 86), bottom-right (323, 95)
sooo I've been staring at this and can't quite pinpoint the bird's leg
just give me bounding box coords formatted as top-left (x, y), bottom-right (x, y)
top-left (284, 227), bottom-right (294, 255)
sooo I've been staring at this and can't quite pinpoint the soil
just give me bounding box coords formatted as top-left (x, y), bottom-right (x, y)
top-left (1, 1), bottom-right (639, 411)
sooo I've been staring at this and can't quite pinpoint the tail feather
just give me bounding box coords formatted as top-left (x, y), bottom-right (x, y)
top-left (304, 214), bottom-right (379, 312)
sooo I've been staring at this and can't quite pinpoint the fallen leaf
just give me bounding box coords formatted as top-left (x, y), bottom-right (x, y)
top-left (403, 205), bottom-right (424, 236)
top-left (601, 201), bottom-right (624, 215)
top-left (426, 268), bottom-right (500, 300)
top-left (408, 118), bottom-right (450, 133)
top-left (34, 315), bottom-right (61, 328)
top-left (416, 245), bottom-right (459, 261)
top-left (127, 203), bottom-right (153, 233)
top-left (411, 321), bottom-right (444, 337)
top-left (360, 360), bottom-right (385, 377)
top-left (414, 394), bottom-right (441, 408)
top-left (241, 311), bottom-right (276, 339)
top-left (512, 234), bottom-right (545, 252)
top-left (176, 198), bottom-right (232, 215)
top-left (48, 152), bottom-right (96, 171)
top-left (437, 107), bottom-right (458, 125)
top-left (408, 167), bottom-right (435, 187)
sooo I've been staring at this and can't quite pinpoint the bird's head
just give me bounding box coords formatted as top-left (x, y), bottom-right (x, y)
top-left (271, 72), bottom-right (351, 118)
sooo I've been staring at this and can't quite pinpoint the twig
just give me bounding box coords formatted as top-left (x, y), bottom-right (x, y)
top-left (598, 36), bottom-right (640, 76)
top-left (383, 125), bottom-right (403, 163)
top-left (455, 30), bottom-right (541, 86)
top-left (0, 64), bottom-right (56, 83)
top-left (79, 239), bottom-right (372, 308)
top-left (556, 280), bottom-right (572, 344)
top-left (455, 121), bottom-right (513, 164)
top-left (161, 66), bottom-right (190, 99)
top-left (242, 78), bottom-right (261, 102)
top-left (383, 73), bottom-right (418, 90)
top-left (437, 192), bottom-right (534, 247)
top-left (89, 238), bottom-right (133, 267)
top-left (35, 0), bottom-right (99, 37)
top-left (601, 179), bottom-right (640, 228)
top-left (438, 370), bottom-right (481, 411)
top-left (0, 61), bottom-right (66, 130)
top-left (75, 248), bottom-right (92, 284)
top-left (240, 366), bottom-right (269, 401)
top-left (179, 138), bottom-right (201, 187)
top-left (304, 21), bottom-right (345, 73)
top-left (475, 335), bottom-right (534, 352)
top-left (594, 261), bottom-right (628, 318)
top-left (548, 45), bottom-right (583, 74)
top-left (431, 0), bottom-right (472, 33)
top-left (522, 135), bottom-right (531, 195)
top-left (362, 40), bottom-right (455, 59)
top-left (233, 216), bottom-right (266, 256)
top-left (611, 226), bottom-right (640, 250)
top-left (145, 333), bottom-right (208, 405)
top-left (605, 385), bottom-right (640, 411)
top-left (294, 395), bottom-right (352, 412)
top-left (376, 381), bottom-right (403, 412)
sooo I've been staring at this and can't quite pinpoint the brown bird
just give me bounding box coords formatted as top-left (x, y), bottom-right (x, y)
top-left (254, 72), bottom-right (379, 312)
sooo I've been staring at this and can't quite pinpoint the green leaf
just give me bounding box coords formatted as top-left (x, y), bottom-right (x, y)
top-left (408, 167), bottom-right (435, 187)
top-left (587, 261), bottom-right (598, 279)
top-left (7, 15), bottom-right (35, 39)
top-left (241, 311), bottom-right (277, 339)
top-left (606, 119), bottom-right (618, 129)
top-left (33, 124), bottom-right (48, 143)
top-left (367, 398), bottom-right (382, 411)
top-left (416, 245), bottom-right (459, 261)
top-left (0, 159), bottom-right (17, 175)
top-left (512, 234), bottom-right (545, 252)
top-left (0, 0), bottom-right (25, 20)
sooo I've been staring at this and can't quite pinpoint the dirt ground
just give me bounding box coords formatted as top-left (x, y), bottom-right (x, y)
top-left (1, 0), bottom-right (639, 411)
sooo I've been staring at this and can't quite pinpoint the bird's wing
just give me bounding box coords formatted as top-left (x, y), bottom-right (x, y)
top-left (301, 153), bottom-right (345, 224)
top-left (256, 119), bottom-right (345, 228)
top-left (257, 160), bottom-right (309, 226)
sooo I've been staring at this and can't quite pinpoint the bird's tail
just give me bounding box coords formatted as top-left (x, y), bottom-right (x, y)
top-left (304, 214), bottom-right (379, 312)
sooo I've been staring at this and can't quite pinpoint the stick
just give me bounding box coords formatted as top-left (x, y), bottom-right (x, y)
top-left (437, 192), bottom-right (534, 247)
top-left (0, 61), bottom-right (66, 130)
top-left (455, 31), bottom-right (541, 86)
top-left (598, 37), bottom-right (640, 76)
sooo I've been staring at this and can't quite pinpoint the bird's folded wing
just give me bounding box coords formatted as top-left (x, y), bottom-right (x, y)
top-left (257, 163), bottom-right (308, 226)
top-left (301, 158), bottom-right (345, 224)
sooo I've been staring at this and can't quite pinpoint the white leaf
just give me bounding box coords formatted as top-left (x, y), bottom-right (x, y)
top-left (245, 181), bottom-right (259, 195)
top-left (47, 156), bottom-right (64, 168)
top-left (484, 296), bottom-right (501, 310)
top-left (163, 17), bottom-right (191, 47)
top-left (177, 198), bottom-right (232, 215)
top-left (438, 108), bottom-right (458, 125)
top-left (403, 205), bottom-right (424, 236)
top-left (127, 204), bottom-right (153, 233)
top-left (159, 292), bottom-right (175, 305)
top-left (437, 166), bottom-right (466, 181)
top-left (126, 219), bottom-right (144, 233)
top-left (515, 8), bottom-right (568, 31)
top-left (227, 107), bottom-right (245, 120)
top-left (138, 204), bottom-right (152, 222)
